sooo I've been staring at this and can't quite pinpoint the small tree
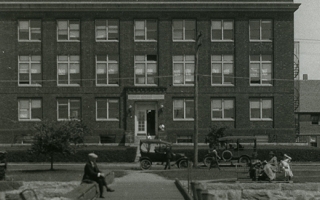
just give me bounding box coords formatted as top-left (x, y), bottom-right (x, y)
top-left (30, 120), bottom-right (91, 170)
top-left (205, 125), bottom-right (227, 148)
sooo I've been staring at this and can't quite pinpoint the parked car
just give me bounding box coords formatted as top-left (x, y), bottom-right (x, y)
top-left (139, 139), bottom-right (189, 170)
top-left (203, 136), bottom-right (257, 167)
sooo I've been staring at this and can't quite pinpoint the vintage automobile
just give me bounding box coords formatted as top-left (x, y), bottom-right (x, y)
top-left (139, 139), bottom-right (189, 170)
top-left (203, 136), bottom-right (257, 167)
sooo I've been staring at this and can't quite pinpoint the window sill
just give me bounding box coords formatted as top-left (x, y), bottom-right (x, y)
top-left (57, 84), bottom-right (80, 87)
top-left (211, 84), bottom-right (234, 87)
top-left (211, 119), bottom-right (235, 121)
top-left (58, 119), bottom-right (80, 121)
top-left (173, 119), bottom-right (194, 121)
top-left (96, 119), bottom-right (119, 121)
top-left (134, 84), bottom-right (158, 87)
top-left (134, 40), bottom-right (157, 42)
top-left (250, 84), bottom-right (273, 87)
top-left (96, 84), bottom-right (119, 87)
top-left (249, 40), bottom-right (273, 43)
top-left (18, 40), bottom-right (41, 42)
top-left (250, 119), bottom-right (273, 121)
top-left (19, 119), bottom-right (41, 122)
top-left (211, 40), bottom-right (234, 42)
top-left (18, 84), bottom-right (42, 87)
top-left (96, 40), bottom-right (119, 42)
top-left (173, 40), bottom-right (195, 42)
top-left (57, 40), bottom-right (80, 43)
top-left (173, 84), bottom-right (194, 87)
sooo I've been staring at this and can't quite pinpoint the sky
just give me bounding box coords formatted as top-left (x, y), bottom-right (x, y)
top-left (294, 0), bottom-right (320, 80)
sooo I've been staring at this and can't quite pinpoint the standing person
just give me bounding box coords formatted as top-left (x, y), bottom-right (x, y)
top-left (280, 153), bottom-right (293, 181)
top-left (82, 153), bottom-right (114, 198)
top-left (209, 146), bottom-right (221, 170)
top-left (164, 146), bottom-right (173, 170)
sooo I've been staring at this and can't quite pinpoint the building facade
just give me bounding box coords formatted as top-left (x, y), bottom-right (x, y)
top-left (0, 0), bottom-right (300, 144)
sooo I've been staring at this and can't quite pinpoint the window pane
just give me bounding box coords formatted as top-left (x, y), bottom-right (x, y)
top-left (174, 100), bottom-right (184, 119)
top-left (224, 100), bottom-right (234, 119)
top-left (58, 102), bottom-right (68, 119)
top-left (262, 20), bottom-right (272, 40)
top-left (147, 20), bottom-right (157, 40)
top-left (58, 21), bottom-right (68, 29)
top-left (96, 30), bottom-right (106, 40)
top-left (58, 64), bottom-right (68, 84)
top-left (173, 63), bottom-right (183, 84)
top-left (262, 100), bottom-right (272, 119)
top-left (185, 100), bottom-right (194, 119)
top-left (185, 64), bottom-right (194, 84)
top-left (173, 20), bottom-right (183, 40)
top-left (173, 55), bottom-right (183, 61)
top-left (212, 30), bottom-right (222, 40)
top-left (224, 63), bottom-right (234, 84)
top-left (250, 64), bottom-right (260, 84)
top-left (262, 63), bottom-right (272, 84)
top-left (250, 20), bottom-right (260, 40)
top-left (262, 55), bottom-right (272, 61)
top-left (97, 100), bottom-right (107, 119)
top-left (109, 100), bottom-right (119, 119)
top-left (70, 100), bottom-right (80, 119)
top-left (250, 100), bottom-right (260, 118)
top-left (212, 64), bottom-right (222, 84)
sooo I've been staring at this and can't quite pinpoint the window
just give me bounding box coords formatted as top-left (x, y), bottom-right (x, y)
top-left (57, 98), bottom-right (81, 120)
top-left (211, 99), bottom-right (234, 120)
top-left (211, 20), bottom-right (233, 41)
top-left (57, 20), bottom-right (80, 41)
top-left (250, 98), bottom-right (273, 120)
top-left (173, 55), bottom-right (194, 85)
top-left (172, 20), bottom-right (196, 41)
top-left (250, 55), bottom-right (272, 85)
top-left (134, 20), bottom-right (157, 41)
top-left (18, 20), bottom-right (41, 41)
top-left (18, 99), bottom-right (42, 121)
top-left (134, 55), bottom-right (157, 85)
top-left (96, 55), bottom-right (119, 86)
top-left (96, 99), bottom-right (119, 120)
top-left (173, 99), bottom-right (194, 120)
top-left (95, 19), bottom-right (119, 41)
top-left (18, 55), bottom-right (41, 86)
top-left (57, 55), bottom-right (80, 86)
top-left (249, 19), bottom-right (272, 41)
top-left (211, 55), bottom-right (234, 85)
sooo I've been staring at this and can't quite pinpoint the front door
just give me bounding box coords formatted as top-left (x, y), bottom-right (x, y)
top-left (135, 103), bottom-right (157, 137)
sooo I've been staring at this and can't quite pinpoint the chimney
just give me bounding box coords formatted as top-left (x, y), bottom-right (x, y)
top-left (303, 74), bottom-right (308, 80)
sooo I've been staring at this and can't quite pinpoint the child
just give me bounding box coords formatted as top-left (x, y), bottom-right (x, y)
top-left (280, 154), bottom-right (293, 181)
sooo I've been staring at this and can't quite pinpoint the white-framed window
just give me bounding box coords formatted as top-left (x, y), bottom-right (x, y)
top-left (18, 20), bottom-right (41, 41)
top-left (57, 20), bottom-right (80, 41)
top-left (57, 98), bottom-right (81, 120)
top-left (211, 55), bottom-right (234, 85)
top-left (18, 99), bottom-right (42, 121)
top-left (211, 20), bottom-right (233, 41)
top-left (134, 55), bottom-right (157, 85)
top-left (57, 55), bottom-right (80, 86)
top-left (250, 54), bottom-right (272, 85)
top-left (173, 99), bottom-right (194, 120)
top-left (95, 19), bottom-right (119, 41)
top-left (96, 55), bottom-right (119, 86)
top-left (173, 55), bottom-right (194, 86)
top-left (96, 98), bottom-right (119, 121)
top-left (211, 99), bottom-right (234, 120)
top-left (250, 98), bottom-right (273, 121)
top-left (172, 20), bottom-right (196, 41)
top-left (249, 19), bottom-right (272, 41)
top-left (18, 55), bottom-right (42, 86)
top-left (134, 20), bottom-right (157, 41)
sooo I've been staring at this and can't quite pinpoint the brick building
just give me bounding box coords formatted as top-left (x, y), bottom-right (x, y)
top-left (0, 0), bottom-right (300, 144)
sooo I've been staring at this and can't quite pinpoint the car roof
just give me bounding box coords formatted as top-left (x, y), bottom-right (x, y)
top-left (140, 139), bottom-right (172, 145)
top-left (218, 136), bottom-right (257, 142)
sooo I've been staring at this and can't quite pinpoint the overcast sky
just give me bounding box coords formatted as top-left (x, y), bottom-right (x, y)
top-left (294, 0), bottom-right (320, 80)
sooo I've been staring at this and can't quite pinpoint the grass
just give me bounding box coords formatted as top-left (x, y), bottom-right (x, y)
top-left (5, 164), bottom-right (127, 182)
top-left (147, 165), bottom-right (320, 183)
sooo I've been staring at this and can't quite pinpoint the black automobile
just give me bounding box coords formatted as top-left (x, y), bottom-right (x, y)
top-left (139, 139), bottom-right (189, 170)
top-left (203, 136), bottom-right (257, 167)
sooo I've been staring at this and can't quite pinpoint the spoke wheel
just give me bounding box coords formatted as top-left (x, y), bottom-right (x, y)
top-left (222, 150), bottom-right (233, 161)
top-left (178, 160), bottom-right (188, 168)
top-left (203, 157), bottom-right (213, 167)
top-left (238, 156), bottom-right (250, 166)
top-left (140, 159), bottom-right (152, 170)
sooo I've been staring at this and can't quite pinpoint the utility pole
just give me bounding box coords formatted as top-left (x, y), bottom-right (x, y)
top-left (194, 31), bottom-right (202, 168)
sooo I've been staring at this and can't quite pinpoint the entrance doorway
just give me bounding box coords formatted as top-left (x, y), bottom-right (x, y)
top-left (135, 103), bottom-right (157, 137)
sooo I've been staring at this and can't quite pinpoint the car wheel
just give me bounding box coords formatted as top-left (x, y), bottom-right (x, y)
top-left (178, 160), bottom-right (188, 168)
top-left (140, 159), bottom-right (152, 170)
top-left (203, 157), bottom-right (213, 167)
top-left (222, 150), bottom-right (233, 161)
top-left (238, 156), bottom-right (251, 166)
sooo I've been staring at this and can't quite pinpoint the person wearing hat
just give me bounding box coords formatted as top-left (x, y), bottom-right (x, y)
top-left (82, 153), bottom-right (114, 198)
top-left (262, 151), bottom-right (278, 181)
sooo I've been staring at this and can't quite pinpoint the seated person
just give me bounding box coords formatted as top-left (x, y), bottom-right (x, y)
top-left (261, 151), bottom-right (278, 181)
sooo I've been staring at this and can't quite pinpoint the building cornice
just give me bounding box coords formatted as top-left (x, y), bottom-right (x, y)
top-left (0, 1), bottom-right (300, 12)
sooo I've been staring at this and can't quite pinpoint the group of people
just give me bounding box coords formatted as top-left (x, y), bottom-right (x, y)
top-left (249, 151), bottom-right (293, 182)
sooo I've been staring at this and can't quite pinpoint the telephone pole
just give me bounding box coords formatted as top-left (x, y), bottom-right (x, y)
top-left (194, 31), bottom-right (202, 167)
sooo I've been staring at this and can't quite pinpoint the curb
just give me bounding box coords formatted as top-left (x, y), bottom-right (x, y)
top-left (174, 178), bottom-right (192, 200)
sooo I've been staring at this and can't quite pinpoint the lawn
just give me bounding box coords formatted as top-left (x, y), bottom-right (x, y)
top-left (6, 164), bottom-right (127, 182)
